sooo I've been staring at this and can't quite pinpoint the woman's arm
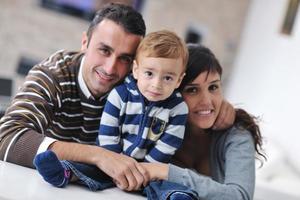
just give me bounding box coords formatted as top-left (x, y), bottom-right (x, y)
top-left (142, 128), bottom-right (256, 200)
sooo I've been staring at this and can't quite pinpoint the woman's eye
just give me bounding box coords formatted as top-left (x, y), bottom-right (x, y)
top-left (184, 87), bottom-right (198, 94)
top-left (209, 84), bottom-right (219, 91)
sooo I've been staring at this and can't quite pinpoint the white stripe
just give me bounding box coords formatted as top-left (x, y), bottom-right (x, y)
top-left (123, 139), bottom-right (132, 152)
top-left (29, 70), bottom-right (54, 84)
top-left (54, 112), bottom-right (83, 117)
top-left (165, 125), bottom-right (185, 139)
top-left (100, 112), bottom-right (118, 126)
top-left (144, 155), bottom-right (159, 163)
top-left (52, 121), bottom-right (98, 134)
top-left (130, 147), bottom-right (147, 159)
top-left (123, 101), bottom-right (143, 115)
top-left (47, 129), bottom-right (95, 144)
top-left (11, 100), bottom-right (49, 125)
top-left (50, 59), bottom-right (65, 70)
top-left (61, 98), bottom-right (81, 103)
top-left (3, 128), bottom-right (29, 161)
top-left (81, 102), bottom-right (103, 109)
top-left (98, 135), bottom-right (120, 146)
top-left (83, 117), bottom-right (101, 121)
top-left (121, 124), bottom-right (139, 135)
top-left (59, 81), bottom-right (76, 86)
top-left (24, 80), bottom-right (51, 100)
top-left (10, 110), bottom-right (44, 134)
top-left (56, 93), bottom-right (61, 108)
top-left (155, 140), bottom-right (177, 155)
top-left (43, 50), bottom-right (64, 65)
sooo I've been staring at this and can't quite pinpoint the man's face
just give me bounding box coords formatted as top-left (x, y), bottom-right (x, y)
top-left (81, 19), bottom-right (142, 98)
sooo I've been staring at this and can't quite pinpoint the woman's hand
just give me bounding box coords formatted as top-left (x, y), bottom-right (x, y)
top-left (140, 162), bottom-right (169, 183)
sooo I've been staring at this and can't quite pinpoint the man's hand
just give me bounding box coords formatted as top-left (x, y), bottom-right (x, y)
top-left (95, 149), bottom-right (150, 191)
top-left (140, 162), bottom-right (169, 181)
top-left (50, 141), bottom-right (149, 191)
top-left (213, 99), bottom-right (235, 130)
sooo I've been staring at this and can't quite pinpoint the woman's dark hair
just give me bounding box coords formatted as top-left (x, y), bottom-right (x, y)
top-left (86, 3), bottom-right (146, 45)
top-left (181, 44), bottom-right (266, 163)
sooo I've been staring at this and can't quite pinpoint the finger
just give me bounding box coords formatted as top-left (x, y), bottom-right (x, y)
top-left (123, 167), bottom-right (138, 191)
top-left (135, 163), bottom-right (150, 187)
top-left (114, 173), bottom-right (129, 190)
top-left (127, 163), bottom-right (143, 191)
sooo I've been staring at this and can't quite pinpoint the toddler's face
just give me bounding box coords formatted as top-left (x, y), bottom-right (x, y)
top-left (133, 56), bottom-right (185, 102)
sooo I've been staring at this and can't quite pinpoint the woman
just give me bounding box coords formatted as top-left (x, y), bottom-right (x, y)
top-left (142, 44), bottom-right (265, 200)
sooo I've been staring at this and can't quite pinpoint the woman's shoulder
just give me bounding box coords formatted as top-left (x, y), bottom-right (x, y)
top-left (215, 125), bottom-right (254, 146)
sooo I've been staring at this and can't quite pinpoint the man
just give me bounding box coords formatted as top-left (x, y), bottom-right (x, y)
top-left (0, 3), bottom-right (234, 191)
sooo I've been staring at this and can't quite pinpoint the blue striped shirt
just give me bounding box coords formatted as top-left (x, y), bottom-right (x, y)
top-left (98, 75), bottom-right (188, 163)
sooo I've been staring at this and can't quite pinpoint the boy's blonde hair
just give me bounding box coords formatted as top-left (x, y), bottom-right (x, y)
top-left (135, 30), bottom-right (188, 69)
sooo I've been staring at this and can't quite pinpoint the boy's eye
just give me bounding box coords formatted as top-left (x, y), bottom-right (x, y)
top-left (164, 76), bottom-right (173, 81)
top-left (144, 71), bottom-right (153, 77)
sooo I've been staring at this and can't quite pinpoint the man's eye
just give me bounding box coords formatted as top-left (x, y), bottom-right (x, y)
top-left (99, 48), bottom-right (110, 56)
top-left (120, 56), bottom-right (133, 65)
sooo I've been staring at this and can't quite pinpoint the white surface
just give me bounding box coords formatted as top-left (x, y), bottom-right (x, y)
top-left (225, 0), bottom-right (300, 197)
top-left (0, 161), bottom-right (146, 200)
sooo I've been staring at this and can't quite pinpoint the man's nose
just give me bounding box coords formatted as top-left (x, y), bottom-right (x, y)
top-left (104, 57), bottom-right (117, 75)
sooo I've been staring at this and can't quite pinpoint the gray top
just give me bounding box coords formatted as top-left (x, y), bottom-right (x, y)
top-left (168, 126), bottom-right (255, 200)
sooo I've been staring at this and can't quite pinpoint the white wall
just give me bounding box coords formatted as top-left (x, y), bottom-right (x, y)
top-left (226, 0), bottom-right (300, 170)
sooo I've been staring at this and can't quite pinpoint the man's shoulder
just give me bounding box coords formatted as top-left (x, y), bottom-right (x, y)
top-left (31, 50), bottom-right (83, 80)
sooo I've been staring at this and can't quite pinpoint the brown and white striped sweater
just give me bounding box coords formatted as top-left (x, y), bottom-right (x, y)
top-left (0, 50), bottom-right (106, 168)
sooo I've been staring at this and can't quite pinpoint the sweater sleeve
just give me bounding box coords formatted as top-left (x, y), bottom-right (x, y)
top-left (144, 101), bottom-right (188, 163)
top-left (0, 62), bottom-right (60, 168)
top-left (97, 88), bottom-right (122, 153)
top-left (168, 128), bottom-right (256, 200)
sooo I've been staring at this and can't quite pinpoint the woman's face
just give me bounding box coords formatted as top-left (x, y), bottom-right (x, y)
top-left (182, 71), bottom-right (223, 129)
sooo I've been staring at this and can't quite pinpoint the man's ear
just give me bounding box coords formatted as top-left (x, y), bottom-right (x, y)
top-left (81, 31), bottom-right (88, 51)
top-left (175, 72), bottom-right (185, 88)
top-left (132, 60), bottom-right (139, 79)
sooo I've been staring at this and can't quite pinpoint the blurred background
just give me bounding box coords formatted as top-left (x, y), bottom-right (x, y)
top-left (0, 0), bottom-right (300, 199)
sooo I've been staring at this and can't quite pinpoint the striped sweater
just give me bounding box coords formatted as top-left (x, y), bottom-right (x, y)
top-left (0, 50), bottom-right (106, 168)
top-left (98, 75), bottom-right (188, 163)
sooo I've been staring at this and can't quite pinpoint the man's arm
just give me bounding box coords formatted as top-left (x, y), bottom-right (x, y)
top-left (50, 141), bottom-right (149, 191)
top-left (0, 65), bottom-right (57, 168)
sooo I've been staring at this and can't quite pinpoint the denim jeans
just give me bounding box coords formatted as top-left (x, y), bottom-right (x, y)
top-left (63, 161), bottom-right (199, 199)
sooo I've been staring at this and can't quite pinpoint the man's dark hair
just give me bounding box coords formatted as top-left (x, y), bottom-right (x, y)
top-left (86, 3), bottom-right (146, 45)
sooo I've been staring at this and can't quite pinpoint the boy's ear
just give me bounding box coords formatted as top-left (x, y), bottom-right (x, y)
top-left (175, 72), bottom-right (186, 88)
top-left (132, 60), bottom-right (139, 79)
top-left (81, 31), bottom-right (88, 51)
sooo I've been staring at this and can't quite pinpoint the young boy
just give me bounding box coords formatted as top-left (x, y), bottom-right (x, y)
top-left (33, 30), bottom-right (189, 190)
top-left (98, 30), bottom-right (189, 163)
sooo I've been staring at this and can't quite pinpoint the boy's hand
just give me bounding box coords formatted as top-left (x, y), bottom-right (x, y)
top-left (213, 100), bottom-right (235, 130)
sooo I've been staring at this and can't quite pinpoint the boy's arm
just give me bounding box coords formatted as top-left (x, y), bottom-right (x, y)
top-left (97, 88), bottom-right (123, 153)
top-left (144, 101), bottom-right (188, 163)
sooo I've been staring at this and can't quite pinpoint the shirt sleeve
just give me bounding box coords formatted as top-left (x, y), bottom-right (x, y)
top-left (97, 88), bottom-right (122, 153)
top-left (144, 101), bottom-right (188, 163)
top-left (168, 128), bottom-right (256, 200)
top-left (0, 63), bottom-right (59, 168)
